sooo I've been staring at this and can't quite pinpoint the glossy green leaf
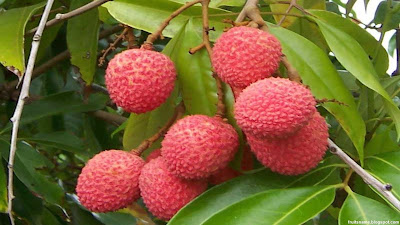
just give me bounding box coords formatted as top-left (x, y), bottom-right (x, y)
top-left (123, 85), bottom-right (178, 150)
top-left (269, 25), bottom-right (365, 162)
top-left (0, 153), bottom-right (7, 213)
top-left (168, 157), bottom-right (345, 225)
top-left (23, 131), bottom-right (85, 154)
top-left (67, 0), bottom-right (100, 84)
top-left (1, 91), bottom-right (108, 134)
top-left (365, 152), bottom-right (400, 199)
top-left (202, 185), bottom-right (337, 225)
top-left (0, 2), bottom-right (45, 75)
top-left (103, 0), bottom-right (231, 41)
top-left (310, 10), bottom-right (389, 77)
top-left (313, 18), bottom-right (400, 143)
top-left (339, 191), bottom-right (400, 224)
top-left (163, 19), bottom-right (217, 115)
top-left (0, 140), bottom-right (64, 204)
top-left (365, 125), bottom-right (399, 157)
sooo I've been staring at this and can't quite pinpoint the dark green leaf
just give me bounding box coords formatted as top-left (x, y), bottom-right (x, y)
top-left (365, 152), bottom-right (400, 199)
top-left (1, 91), bottom-right (108, 133)
top-left (0, 140), bottom-right (64, 204)
top-left (67, 0), bottom-right (100, 84)
top-left (365, 125), bottom-right (399, 157)
top-left (374, 1), bottom-right (400, 32)
top-left (168, 157), bottom-right (345, 225)
top-left (103, 0), bottom-right (232, 41)
top-left (0, 2), bottom-right (45, 74)
top-left (0, 153), bottom-right (7, 213)
top-left (388, 32), bottom-right (396, 57)
top-left (202, 185), bottom-right (337, 225)
top-left (163, 19), bottom-right (217, 115)
top-left (345, 0), bottom-right (357, 16)
top-left (23, 131), bottom-right (85, 154)
top-left (269, 25), bottom-right (365, 162)
top-left (339, 191), bottom-right (400, 224)
top-left (93, 212), bottom-right (137, 225)
top-left (313, 17), bottom-right (400, 143)
top-left (310, 10), bottom-right (389, 77)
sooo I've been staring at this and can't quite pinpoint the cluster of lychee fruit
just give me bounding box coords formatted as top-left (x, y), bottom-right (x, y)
top-left (76, 25), bottom-right (329, 221)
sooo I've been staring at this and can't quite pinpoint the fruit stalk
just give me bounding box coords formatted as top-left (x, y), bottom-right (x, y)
top-left (7, 0), bottom-right (55, 224)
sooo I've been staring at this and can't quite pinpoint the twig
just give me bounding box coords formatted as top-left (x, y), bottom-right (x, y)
top-left (26, 0), bottom-right (110, 35)
top-left (125, 27), bottom-right (136, 49)
top-left (90, 110), bottom-right (126, 126)
top-left (142, 0), bottom-right (202, 48)
top-left (132, 103), bottom-right (184, 155)
top-left (235, 0), bottom-right (269, 32)
top-left (7, 0), bottom-right (55, 224)
top-left (281, 56), bottom-right (301, 83)
top-left (30, 6), bottom-right (66, 21)
top-left (328, 139), bottom-right (400, 211)
top-left (392, 28), bottom-right (400, 76)
top-left (277, 0), bottom-right (296, 26)
top-left (99, 27), bottom-right (129, 66)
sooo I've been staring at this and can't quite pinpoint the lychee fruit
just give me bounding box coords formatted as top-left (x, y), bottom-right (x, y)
top-left (212, 26), bottom-right (282, 88)
top-left (105, 49), bottom-right (176, 113)
top-left (234, 77), bottom-right (316, 138)
top-left (145, 149), bottom-right (161, 163)
top-left (247, 112), bottom-right (329, 175)
top-left (139, 158), bottom-right (207, 220)
top-left (209, 146), bottom-right (254, 185)
top-left (76, 150), bottom-right (145, 212)
top-left (161, 115), bottom-right (239, 180)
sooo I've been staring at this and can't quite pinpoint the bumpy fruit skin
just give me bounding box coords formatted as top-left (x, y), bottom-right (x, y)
top-left (247, 113), bottom-right (329, 175)
top-left (212, 26), bottom-right (282, 88)
top-left (139, 158), bottom-right (207, 220)
top-left (145, 149), bottom-right (161, 163)
top-left (76, 150), bottom-right (145, 212)
top-left (235, 77), bottom-right (316, 138)
top-left (105, 49), bottom-right (176, 113)
top-left (161, 115), bottom-right (239, 180)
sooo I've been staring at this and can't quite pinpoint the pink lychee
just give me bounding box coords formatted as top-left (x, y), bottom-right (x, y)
top-left (105, 49), bottom-right (176, 113)
top-left (234, 77), bottom-right (316, 138)
top-left (161, 115), bottom-right (239, 180)
top-left (212, 26), bottom-right (282, 88)
top-left (247, 113), bottom-right (329, 175)
top-left (139, 158), bottom-right (207, 220)
top-left (76, 150), bottom-right (145, 212)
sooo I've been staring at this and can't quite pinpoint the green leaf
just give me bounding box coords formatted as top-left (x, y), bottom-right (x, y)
top-left (123, 85), bottom-right (179, 150)
top-left (365, 125), bottom-right (399, 157)
top-left (0, 153), bottom-right (7, 213)
top-left (339, 191), bottom-right (400, 224)
top-left (345, 0), bottom-right (357, 16)
top-left (93, 212), bottom-right (137, 225)
top-left (67, 0), bottom-right (100, 84)
top-left (313, 18), bottom-right (400, 143)
top-left (22, 131), bottom-right (85, 154)
top-left (168, 157), bottom-right (345, 225)
top-left (268, 25), bottom-right (365, 162)
top-left (202, 185), bottom-right (337, 225)
top-left (365, 152), bottom-right (400, 200)
top-left (374, 1), bottom-right (400, 32)
top-left (103, 0), bottom-right (231, 41)
top-left (310, 10), bottom-right (389, 77)
top-left (163, 19), bottom-right (217, 115)
top-left (1, 91), bottom-right (108, 133)
top-left (0, 2), bottom-right (45, 75)
top-left (388, 32), bottom-right (396, 57)
top-left (0, 140), bottom-right (64, 204)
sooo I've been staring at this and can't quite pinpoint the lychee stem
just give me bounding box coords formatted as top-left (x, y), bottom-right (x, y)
top-left (99, 26), bottom-right (130, 66)
top-left (131, 103), bottom-right (184, 156)
top-left (142, 0), bottom-right (202, 48)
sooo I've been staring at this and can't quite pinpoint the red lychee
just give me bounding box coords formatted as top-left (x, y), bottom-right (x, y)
top-left (105, 49), bottom-right (176, 113)
top-left (247, 113), bottom-right (329, 176)
top-left (145, 149), bottom-right (161, 163)
top-left (209, 146), bottom-right (254, 185)
top-left (234, 77), bottom-right (316, 138)
top-left (161, 115), bottom-right (239, 180)
top-left (139, 158), bottom-right (207, 220)
top-left (76, 150), bottom-right (145, 212)
top-left (212, 26), bottom-right (282, 88)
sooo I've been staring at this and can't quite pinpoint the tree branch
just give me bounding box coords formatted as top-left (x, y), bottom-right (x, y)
top-left (91, 110), bottom-right (126, 126)
top-left (328, 139), bottom-right (400, 211)
top-left (26, 0), bottom-right (110, 35)
top-left (142, 0), bottom-right (202, 47)
top-left (132, 103), bottom-right (184, 155)
top-left (8, 0), bottom-right (55, 224)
